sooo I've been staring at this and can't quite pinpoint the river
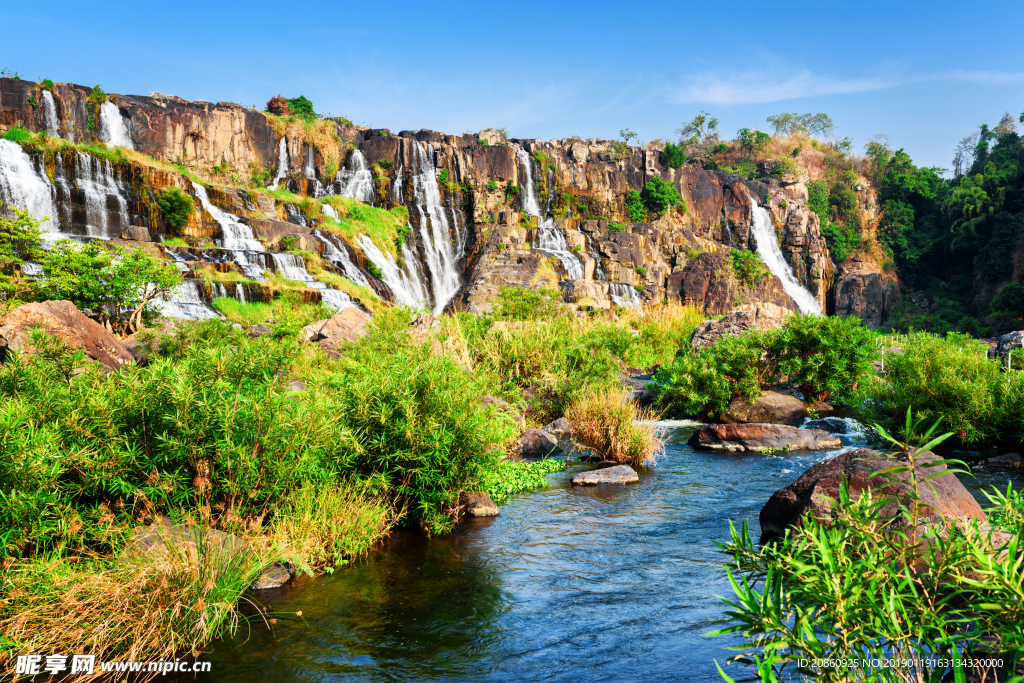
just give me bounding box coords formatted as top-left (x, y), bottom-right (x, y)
top-left (184, 422), bottom-right (1019, 682)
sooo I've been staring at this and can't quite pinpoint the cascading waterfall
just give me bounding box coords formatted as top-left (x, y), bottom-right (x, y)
top-left (516, 147), bottom-right (584, 280)
top-left (193, 182), bottom-right (265, 251)
top-left (302, 146), bottom-right (324, 199)
top-left (357, 234), bottom-right (428, 308)
top-left (42, 91), bottom-right (61, 138)
top-left (65, 153), bottom-right (130, 239)
top-left (584, 232), bottom-right (606, 280)
top-left (269, 252), bottom-right (319, 284)
top-left (608, 282), bottom-right (642, 309)
top-left (409, 142), bottom-right (463, 313)
top-left (321, 204), bottom-right (339, 220)
top-left (334, 150), bottom-right (374, 203)
top-left (98, 101), bottom-right (133, 149)
top-left (391, 164), bottom-right (404, 202)
top-left (750, 205), bottom-right (822, 314)
top-left (155, 280), bottom-right (223, 320)
top-left (0, 139), bottom-right (58, 235)
top-left (271, 138), bottom-right (288, 190)
top-left (312, 229), bottom-right (374, 289)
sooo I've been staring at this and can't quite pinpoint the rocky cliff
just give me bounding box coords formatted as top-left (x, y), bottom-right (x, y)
top-left (1, 77), bottom-right (865, 321)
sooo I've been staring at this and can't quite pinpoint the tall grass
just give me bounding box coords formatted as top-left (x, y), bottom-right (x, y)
top-left (566, 387), bottom-right (664, 467)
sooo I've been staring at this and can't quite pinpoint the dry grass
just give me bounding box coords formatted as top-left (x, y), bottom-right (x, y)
top-left (566, 387), bottom-right (664, 467)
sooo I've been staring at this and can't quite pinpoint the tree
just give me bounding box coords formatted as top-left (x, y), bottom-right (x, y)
top-left (266, 95), bottom-right (288, 115)
top-left (0, 206), bottom-right (45, 313)
top-left (641, 178), bottom-right (683, 217)
top-left (624, 190), bottom-right (647, 221)
top-left (678, 111), bottom-right (719, 145)
top-left (42, 241), bottom-right (183, 335)
top-left (736, 128), bottom-right (771, 159)
top-left (765, 112), bottom-right (835, 137)
top-left (990, 282), bottom-right (1024, 319)
top-left (287, 96), bottom-right (316, 119)
top-left (156, 187), bottom-right (194, 234)
top-left (619, 128), bottom-right (638, 145)
top-left (662, 142), bottom-right (687, 169)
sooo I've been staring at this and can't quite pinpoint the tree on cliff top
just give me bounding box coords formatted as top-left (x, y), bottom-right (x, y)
top-left (42, 240), bottom-right (183, 335)
top-left (287, 96), bottom-right (316, 119)
top-left (765, 112), bottom-right (835, 138)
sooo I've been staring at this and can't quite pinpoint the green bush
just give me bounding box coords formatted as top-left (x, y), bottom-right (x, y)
top-left (287, 95), bottom-right (315, 119)
top-left (858, 332), bottom-right (1024, 448)
top-left (486, 180), bottom-right (498, 192)
top-left (608, 221), bottom-right (628, 232)
top-left (729, 249), bottom-right (768, 288)
top-left (624, 190), bottom-right (647, 221)
top-left (40, 79), bottom-right (54, 91)
top-left (156, 187), bottom-right (194, 233)
top-left (86, 85), bottom-right (107, 106)
top-left (662, 142), bottom-right (688, 169)
top-left (806, 179), bottom-right (829, 218)
top-left (771, 313), bottom-right (877, 402)
top-left (487, 286), bottom-right (562, 322)
top-left (990, 282), bottom-right (1024, 319)
top-left (641, 178), bottom-right (683, 217)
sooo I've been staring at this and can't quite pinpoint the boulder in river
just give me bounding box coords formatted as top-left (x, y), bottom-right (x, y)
top-left (804, 417), bottom-right (851, 435)
top-left (0, 300), bottom-right (134, 371)
top-left (571, 464), bottom-right (639, 485)
top-left (461, 491), bottom-right (499, 517)
top-left (977, 452), bottom-right (1023, 469)
top-left (520, 428), bottom-right (564, 457)
top-left (759, 448), bottom-right (986, 540)
top-left (721, 390), bottom-right (807, 426)
top-left (688, 423), bottom-right (841, 453)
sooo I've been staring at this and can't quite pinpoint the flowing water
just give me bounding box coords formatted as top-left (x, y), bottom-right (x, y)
top-left (750, 206), bottom-right (821, 314)
top-left (179, 421), bottom-right (1020, 683)
top-left (42, 90), bottom-right (61, 138)
top-left (98, 101), bottom-right (134, 149)
top-left (335, 150), bottom-right (374, 203)
top-left (272, 138), bottom-right (289, 191)
top-left (0, 139), bottom-right (58, 234)
top-left (517, 147), bottom-right (584, 280)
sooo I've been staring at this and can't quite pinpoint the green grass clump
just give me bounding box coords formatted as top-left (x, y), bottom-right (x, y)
top-left (321, 195), bottom-right (409, 256)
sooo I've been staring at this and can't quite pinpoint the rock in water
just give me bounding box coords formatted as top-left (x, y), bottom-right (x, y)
top-left (688, 423), bottom-right (841, 453)
top-left (804, 417), bottom-right (850, 434)
top-left (461, 491), bottom-right (499, 517)
top-left (520, 428), bottom-right (564, 456)
top-left (0, 300), bottom-right (134, 371)
top-left (543, 417), bottom-right (572, 434)
top-left (759, 448), bottom-right (986, 540)
top-left (721, 390), bottom-right (807, 426)
top-left (977, 453), bottom-right (1023, 469)
top-left (571, 465), bottom-right (639, 485)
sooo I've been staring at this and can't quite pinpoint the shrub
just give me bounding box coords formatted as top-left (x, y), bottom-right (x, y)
top-left (156, 186), bottom-right (194, 233)
top-left (287, 95), bottom-right (315, 119)
top-left (505, 182), bottom-right (519, 200)
top-left (771, 157), bottom-right (797, 178)
top-left (730, 249), bottom-right (768, 288)
top-left (488, 286), bottom-right (562, 322)
top-left (86, 84), bottom-right (107, 106)
top-left (486, 179), bottom-right (498, 192)
top-left (479, 139), bottom-right (489, 146)
top-left (771, 312), bottom-right (877, 402)
top-left (566, 387), bottom-right (663, 466)
top-left (662, 142), bottom-right (688, 168)
top-left (266, 95), bottom-right (288, 115)
top-left (2, 126), bottom-right (32, 144)
top-left (641, 178), bottom-right (683, 216)
top-left (990, 282), bottom-right (1024, 319)
top-left (608, 221), bottom-right (628, 232)
top-left (806, 178), bottom-right (829, 218)
top-left (624, 190), bottom-right (647, 221)
top-left (40, 79), bottom-right (54, 91)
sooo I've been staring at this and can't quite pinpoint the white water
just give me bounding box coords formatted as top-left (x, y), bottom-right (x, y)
top-left (302, 145), bottom-right (324, 199)
top-left (335, 150), bottom-right (374, 203)
top-left (608, 282), bottom-right (642, 309)
top-left (517, 147), bottom-right (584, 280)
top-left (66, 153), bottom-right (130, 239)
top-left (320, 288), bottom-right (357, 311)
top-left (750, 205), bottom-right (822, 314)
top-left (312, 229), bottom-right (374, 289)
top-left (192, 182), bottom-right (266, 251)
top-left (213, 282), bottom-right (247, 304)
top-left (156, 280), bottom-right (223, 320)
top-left (0, 139), bottom-right (58, 233)
top-left (271, 138), bottom-right (288, 190)
top-left (98, 101), bottom-right (133, 149)
top-left (321, 204), bottom-right (339, 220)
top-left (391, 163), bottom-right (404, 202)
top-left (269, 252), bottom-right (319, 283)
top-left (357, 234), bottom-right (429, 308)
top-left (42, 91), bottom-right (61, 138)
top-left (410, 143), bottom-right (463, 313)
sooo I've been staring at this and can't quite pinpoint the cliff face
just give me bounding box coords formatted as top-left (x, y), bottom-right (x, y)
top-left (1, 77), bottom-right (844, 319)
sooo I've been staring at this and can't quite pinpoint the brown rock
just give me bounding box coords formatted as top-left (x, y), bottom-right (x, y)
top-left (688, 423), bottom-right (841, 453)
top-left (317, 307), bottom-right (370, 343)
top-left (120, 225), bottom-right (153, 241)
top-left (759, 448), bottom-right (986, 540)
top-left (519, 428), bottom-right (564, 457)
top-left (690, 302), bottom-right (789, 350)
top-left (461, 491), bottom-right (499, 517)
top-left (721, 390), bottom-right (808, 426)
top-left (0, 300), bottom-right (134, 371)
top-left (571, 464), bottom-right (639, 485)
top-left (978, 453), bottom-right (1023, 469)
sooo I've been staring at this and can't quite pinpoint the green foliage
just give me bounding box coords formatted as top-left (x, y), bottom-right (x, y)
top-left (40, 79), bottom-right (54, 91)
top-left (736, 128), bottom-right (771, 158)
top-left (857, 332), bottom-right (1024, 448)
top-left (623, 191), bottom-right (647, 221)
top-left (729, 249), bottom-right (768, 288)
top-left (771, 313), bottom-right (877, 402)
top-left (765, 111), bottom-right (836, 137)
top-left (286, 95), bottom-right (316, 119)
top-left (662, 142), bottom-right (688, 168)
top-left (2, 126), bottom-right (32, 144)
top-left (806, 179), bottom-right (829, 218)
top-left (481, 458), bottom-right (564, 504)
top-left (86, 85), bottom-right (107, 106)
top-left (156, 187), bottom-right (194, 233)
top-left (0, 205), bottom-right (46, 268)
top-left (486, 179), bottom-right (498, 192)
top-left (770, 158), bottom-right (797, 178)
top-left (820, 220), bottom-right (860, 263)
top-left (489, 286), bottom-right (562, 322)
top-left (505, 182), bottom-right (519, 201)
top-left (641, 178), bottom-right (683, 217)
top-left (479, 138), bottom-right (489, 146)
top-left (608, 221), bottom-right (628, 232)
top-left (990, 282), bottom-right (1024, 319)
top-left (41, 240), bottom-right (183, 335)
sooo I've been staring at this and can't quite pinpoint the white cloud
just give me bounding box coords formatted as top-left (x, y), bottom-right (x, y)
top-left (665, 69), bottom-right (1024, 105)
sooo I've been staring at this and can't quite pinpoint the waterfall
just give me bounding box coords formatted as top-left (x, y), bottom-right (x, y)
top-left (357, 234), bottom-right (428, 308)
top-left (155, 280), bottom-right (223, 320)
top-left (410, 142), bottom-right (462, 313)
top-left (42, 91), bottom-right (61, 138)
top-left (0, 139), bottom-right (58, 234)
top-left (517, 146), bottom-right (584, 280)
top-left (303, 145), bottom-right (324, 199)
top-left (192, 181), bottom-right (266, 251)
top-left (391, 163), bottom-right (404, 202)
top-left (608, 282), bottom-right (642, 309)
top-left (98, 101), bottom-right (133, 149)
top-left (750, 205), bottom-right (822, 314)
top-left (271, 138), bottom-right (288, 190)
top-left (320, 288), bottom-right (357, 311)
top-left (335, 150), bottom-right (374, 203)
top-left (269, 252), bottom-right (319, 284)
top-left (68, 153), bottom-right (130, 239)
top-left (584, 232), bottom-right (606, 280)
top-left (312, 229), bottom-right (374, 289)
top-left (321, 204), bottom-right (339, 220)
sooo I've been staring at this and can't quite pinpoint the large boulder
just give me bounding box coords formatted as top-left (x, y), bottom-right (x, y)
top-left (0, 300), bottom-right (134, 371)
top-left (460, 491), bottom-right (499, 517)
top-left (519, 428), bottom-right (564, 457)
top-left (571, 464), bottom-right (639, 485)
top-left (721, 390), bottom-right (807, 426)
top-left (759, 448), bottom-right (987, 540)
top-left (688, 423), bottom-right (841, 453)
top-left (690, 302), bottom-right (789, 351)
top-left (996, 330), bottom-right (1024, 354)
top-left (301, 307), bottom-right (370, 344)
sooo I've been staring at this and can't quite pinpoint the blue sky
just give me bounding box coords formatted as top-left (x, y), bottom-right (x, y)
top-left (4, 0), bottom-right (1023, 170)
